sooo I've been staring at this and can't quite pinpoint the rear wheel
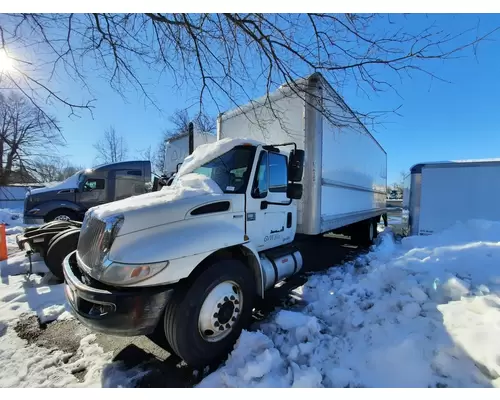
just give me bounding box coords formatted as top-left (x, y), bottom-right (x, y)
top-left (163, 259), bottom-right (256, 368)
top-left (372, 218), bottom-right (379, 240)
top-left (351, 219), bottom-right (376, 247)
top-left (44, 228), bottom-right (80, 280)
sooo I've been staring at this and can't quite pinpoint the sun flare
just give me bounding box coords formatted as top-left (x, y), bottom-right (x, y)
top-left (0, 49), bottom-right (15, 73)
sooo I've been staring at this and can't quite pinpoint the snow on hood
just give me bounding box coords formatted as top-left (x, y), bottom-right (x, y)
top-left (29, 173), bottom-right (81, 195)
top-left (199, 220), bottom-right (500, 388)
top-left (176, 137), bottom-right (263, 179)
top-left (91, 173), bottom-right (222, 219)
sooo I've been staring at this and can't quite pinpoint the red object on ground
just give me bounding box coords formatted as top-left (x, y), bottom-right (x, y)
top-left (0, 224), bottom-right (7, 261)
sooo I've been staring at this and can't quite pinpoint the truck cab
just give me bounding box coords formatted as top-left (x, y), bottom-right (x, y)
top-left (24, 160), bottom-right (151, 224)
top-left (62, 139), bottom-right (304, 368)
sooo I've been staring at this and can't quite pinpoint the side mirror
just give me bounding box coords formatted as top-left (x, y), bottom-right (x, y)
top-left (288, 149), bottom-right (305, 182)
top-left (287, 183), bottom-right (303, 200)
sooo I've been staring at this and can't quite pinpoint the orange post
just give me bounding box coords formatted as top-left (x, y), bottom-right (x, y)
top-left (0, 224), bottom-right (7, 261)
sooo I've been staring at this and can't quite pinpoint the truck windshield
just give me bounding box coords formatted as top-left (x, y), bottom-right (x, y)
top-left (192, 146), bottom-right (256, 194)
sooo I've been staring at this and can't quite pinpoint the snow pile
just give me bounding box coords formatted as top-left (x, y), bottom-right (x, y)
top-left (0, 274), bottom-right (71, 325)
top-left (177, 137), bottom-right (262, 178)
top-left (0, 332), bottom-right (114, 388)
top-left (92, 173), bottom-right (223, 219)
top-left (0, 246), bottom-right (121, 387)
top-left (30, 172), bottom-right (82, 195)
top-left (199, 221), bottom-right (500, 388)
top-left (0, 252), bottom-right (72, 326)
top-left (0, 208), bottom-right (32, 246)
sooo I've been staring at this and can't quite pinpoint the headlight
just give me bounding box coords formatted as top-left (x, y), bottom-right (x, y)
top-left (90, 213), bottom-right (168, 285)
top-left (98, 258), bottom-right (169, 285)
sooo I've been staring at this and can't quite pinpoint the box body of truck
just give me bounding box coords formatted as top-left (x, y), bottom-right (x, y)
top-left (218, 73), bottom-right (387, 236)
top-left (403, 159), bottom-right (500, 236)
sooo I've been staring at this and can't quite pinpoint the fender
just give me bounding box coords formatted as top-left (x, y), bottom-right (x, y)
top-left (109, 215), bottom-right (248, 265)
top-left (110, 221), bottom-right (267, 296)
top-left (240, 241), bottom-right (265, 297)
top-left (27, 200), bottom-right (85, 218)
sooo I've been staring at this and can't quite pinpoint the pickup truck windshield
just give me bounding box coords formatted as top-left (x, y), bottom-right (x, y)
top-left (192, 146), bottom-right (256, 194)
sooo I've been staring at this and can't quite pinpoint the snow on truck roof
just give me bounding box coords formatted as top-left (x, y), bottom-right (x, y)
top-left (177, 137), bottom-right (263, 178)
top-left (410, 158), bottom-right (500, 173)
top-left (91, 138), bottom-right (261, 219)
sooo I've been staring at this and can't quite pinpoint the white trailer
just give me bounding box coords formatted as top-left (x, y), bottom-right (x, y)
top-left (218, 72), bottom-right (388, 237)
top-left (164, 131), bottom-right (217, 177)
top-left (403, 159), bottom-right (500, 236)
top-left (62, 73), bottom-right (388, 369)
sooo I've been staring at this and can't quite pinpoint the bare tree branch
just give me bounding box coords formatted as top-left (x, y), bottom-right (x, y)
top-left (93, 125), bottom-right (128, 164)
top-left (0, 90), bottom-right (63, 185)
top-left (0, 13), bottom-right (497, 132)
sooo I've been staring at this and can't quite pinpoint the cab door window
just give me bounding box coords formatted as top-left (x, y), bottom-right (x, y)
top-left (251, 152), bottom-right (268, 199)
top-left (83, 178), bottom-right (105, 192)
top-left (268, 153), bottom-right (288, 193)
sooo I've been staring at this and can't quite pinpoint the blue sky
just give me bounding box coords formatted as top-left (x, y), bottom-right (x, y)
top-left (39, 14), bottom-right (500, 185)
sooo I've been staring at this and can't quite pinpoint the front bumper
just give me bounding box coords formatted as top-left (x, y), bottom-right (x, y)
top-left (63, 250), bottom-right (173, 336)
top-left (23, 215), bottom-right (44, 225)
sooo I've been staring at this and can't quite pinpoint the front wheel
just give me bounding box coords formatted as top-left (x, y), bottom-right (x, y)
top-left (163, 259), bottom-right (256, 368)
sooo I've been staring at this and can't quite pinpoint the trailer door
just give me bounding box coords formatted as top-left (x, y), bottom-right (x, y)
top-left (418, 164), bottom-right (500, 235)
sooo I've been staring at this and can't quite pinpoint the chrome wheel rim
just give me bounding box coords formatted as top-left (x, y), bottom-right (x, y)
top-left (198, 280), bottom-right (243, 342)
top-left (54, 215), bottom-right (71, 222)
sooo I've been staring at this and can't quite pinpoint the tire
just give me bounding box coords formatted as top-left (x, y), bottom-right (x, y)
top-left (351, 219), bottom-right (376, 247)
top-left (43, 227), bottom-right (80, 265)
top-left (146, 324), bottom-right (174, 355)
top-left (44, 209), bottom-right (77, 223)
top-left (44, 228), bottom-right (80, 280)
top-left (163, 259), bottom-right (256, 368)
top-left (372, 218), bottom-right (379, 240)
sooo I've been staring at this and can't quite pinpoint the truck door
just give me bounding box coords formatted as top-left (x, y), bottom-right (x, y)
top-left (79, 177), bottom-right (107, 209)
top-left (246, 150), bottom-right (295, 251)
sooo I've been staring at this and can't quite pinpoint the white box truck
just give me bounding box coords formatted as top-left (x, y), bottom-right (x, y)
top-left (61, 73), bottom-right (388, 368)
top-left (402, 159), bottom-right (500, 236)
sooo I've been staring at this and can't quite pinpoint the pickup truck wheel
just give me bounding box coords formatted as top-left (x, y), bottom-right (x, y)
top-left (45, 229), bottom-right (80, 281)
top-left (164, 259), bottom-right (255, 368)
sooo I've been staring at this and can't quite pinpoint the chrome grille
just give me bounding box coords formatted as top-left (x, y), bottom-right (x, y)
top-left (77, 211), bottom-right (107, 269)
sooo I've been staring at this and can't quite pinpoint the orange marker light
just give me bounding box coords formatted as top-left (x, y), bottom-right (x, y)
top-left (130, 266), bottom-right (150, 279)
top-left (0, 224), bottom-right (7, 261)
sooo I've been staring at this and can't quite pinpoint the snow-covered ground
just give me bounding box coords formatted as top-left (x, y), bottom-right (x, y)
top-left (199, 220), bottom-right (500, 388)
top-left (1, 207), bottom-right (500, 387)
top-left (0, 210), bottom-right (129, 388)
top-left (0, 208), bottom-right (34, 248)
